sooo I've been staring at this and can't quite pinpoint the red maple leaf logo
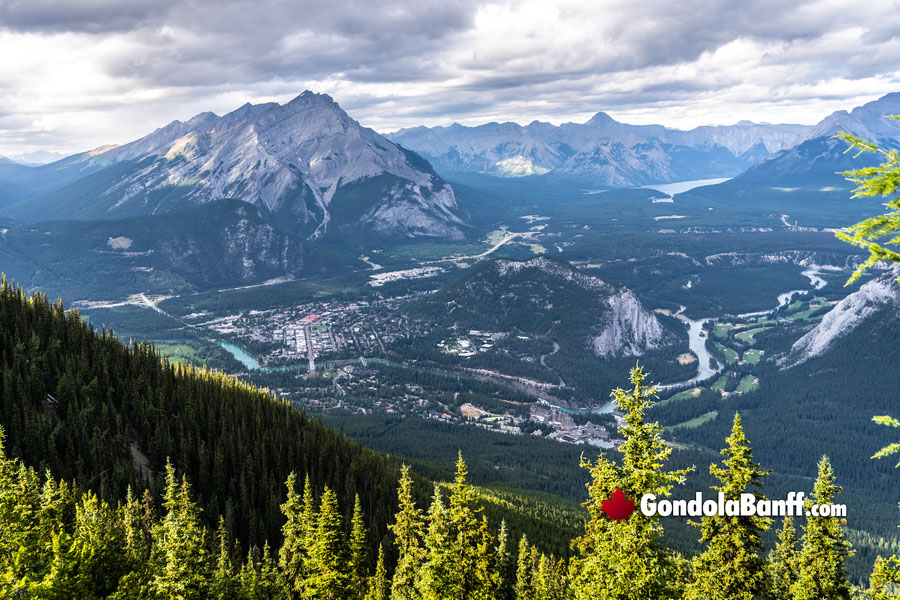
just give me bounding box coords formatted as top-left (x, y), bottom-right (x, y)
top-left (601, 488), bottom-right (635, 522)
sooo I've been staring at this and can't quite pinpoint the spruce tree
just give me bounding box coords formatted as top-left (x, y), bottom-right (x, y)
top-left (212, 516), bottom-right (237, 599)
top-left (686, 413), bottom-right (771, 600)
top-left (514, 536), bottom-right (535, 600)
top-left (495, 520), bottom-right (511, 600)
top-left (365, 544), bottom-right (390, 600)
top-left (768, 517), bottom-right (800, 600)
top-left (448, 452), bottom-right (482, 600)
top-left (792, 456), bottom-right (853, 600)
top-left (419, 485), bottom-right (453, 600)
top-left (349, 494), bottom-right (369, 599)
top-left (568, 366), bottom-right (690, 600)
top-left (474, 514), bottom-right (499, 600)
top-left (278, 472), bottom-right (307, 598)
top-left (869, 555), bottom-right (900, 600)
top-left (307, 486), bottom-right (352, 600)
top-left (390, 465), bottom-right (425, 600)
top-left (151, 461), bottom-right (211, 599)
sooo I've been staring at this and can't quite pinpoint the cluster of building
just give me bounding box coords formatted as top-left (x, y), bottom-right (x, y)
top-left (530, 403), bottom-right (620, 449)
top-left (437, 330), bottom-right (504, 358)
top-left (188, 295), bottom-right (430, 369)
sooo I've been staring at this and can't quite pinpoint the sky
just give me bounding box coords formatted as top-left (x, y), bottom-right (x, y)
top-left (2, 0), bottom-right (900, 156)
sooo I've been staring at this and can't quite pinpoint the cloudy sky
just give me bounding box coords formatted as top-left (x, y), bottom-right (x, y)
top-left (2, 0), bottom-right (900, 156)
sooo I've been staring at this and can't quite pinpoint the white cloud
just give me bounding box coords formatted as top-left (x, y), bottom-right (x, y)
top-left (1, 0), bottom-right (899, 154)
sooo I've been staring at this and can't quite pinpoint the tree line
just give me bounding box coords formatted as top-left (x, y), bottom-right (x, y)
top-left (3, 365), bottom-right (899, 598)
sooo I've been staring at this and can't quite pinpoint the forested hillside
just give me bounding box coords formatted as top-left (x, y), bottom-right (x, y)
top-left (0, 277), bottom-right (403, 548)
top-left (2, 277), bottom-right (900, 598)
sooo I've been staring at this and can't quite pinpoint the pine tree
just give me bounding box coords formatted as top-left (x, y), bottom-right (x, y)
top-left (364, 544), bottom-right (389, 600)
top-left (151, 461), bottom-right (212, 599)
top-left (869, 555), bottom-right (900, 600)
top-left (258, 541), bottom-right (280, 600)
top-left (792, 456), bottom-right (853, 600)
top-left (686, 413), bottom-right (771, 600)
top-left (212, 516), bottom-right (237, 599)
top-left (514, 536), bottom-right (535, 600)
top-left (278, 472), bottom-right (307, 598)
top-left (495, 520), bottom-right (511, 600)
top-left (448, 452), bottom-right (482, 600)
top-left (390, 465), bottom-right (425, 600)
top-left (568, 366), bottom-right (690, 600)
top-left (474, 514), bottom-right (499, 600)
top-left (768, 517), bottom-right (800, 600)
top-left (349, 494), bottom-right (369, 599)
top-left (67, 489), bottom-right (129, 596)
top-left (307, 486), bottom-right (352, 600)
top-left (419, 485), bottom-right (453, 600)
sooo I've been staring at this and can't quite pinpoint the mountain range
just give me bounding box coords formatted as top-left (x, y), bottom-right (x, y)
top-left (732, 92), bottom-right (900, 187)
top-left (387, 113), bottom-right (809, 186)
top-left (1, 92), bottom-right (467, 242)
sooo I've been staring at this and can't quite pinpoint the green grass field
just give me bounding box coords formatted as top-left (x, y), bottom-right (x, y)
top-left (743, 349), bottom-right (764, 365)
top-left (711, 376), bottom-right (727, 392)
top-left (735, 327), bottom-right (772, 344)
top-left (713, 323), bottom-right (732, 338)
top-left (716, 343), bottom-right (739, 365)
top-left (668, 411), bottom-right (718, 430)
top-left (738, 375), bottom-right (760, 394)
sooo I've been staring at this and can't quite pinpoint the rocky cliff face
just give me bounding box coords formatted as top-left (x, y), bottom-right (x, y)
top-left (415, 256), bottom-right (677, 358)
top-left (5, 92), bottom-right (466, 241)
top-left (782, 268), bottom-right (900, 367)
top-left (592, 288), bottom-right (668, 357)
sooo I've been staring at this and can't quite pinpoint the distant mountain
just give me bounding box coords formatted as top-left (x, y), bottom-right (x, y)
top-left (2, 92), bottom-right (467, 241)
top-left (734, 93), bottom-right (900, 187)
top-left (782, 268), bottom-right (900, 367)
top-left (0, 199), bottom-right (346, 299)
top-left (387, 114), bottom-right (808, 186)
top-left (5, 150), bottom-right (68, 165)
top-left (409, 256), bottom-right (681, 358)
top-left (0, 155), bottom-right (15, 165)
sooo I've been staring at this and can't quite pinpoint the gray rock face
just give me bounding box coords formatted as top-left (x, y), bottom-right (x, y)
top-left (783, 268), bottom-right (900, 367)
top-left (591, 288), bottom-right (669, 357)
top-left (479, 257), bottom-right (673, 358)
top-left (388, 113), bottom-right (809, 185)
top-left (16, 92), bottom-right (466, 240)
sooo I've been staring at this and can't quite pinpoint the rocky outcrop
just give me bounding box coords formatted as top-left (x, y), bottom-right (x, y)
top-left (782, 268), bottom-right (900, 367)
top-left (5, 92), bottom-right (466, 241)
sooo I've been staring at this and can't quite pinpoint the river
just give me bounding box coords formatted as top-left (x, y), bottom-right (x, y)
top-left (217, 341), bottom-right (261, 370)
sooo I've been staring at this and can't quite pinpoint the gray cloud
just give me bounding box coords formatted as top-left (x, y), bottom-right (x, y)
top-left (1, 0), bottom-right (899, 154)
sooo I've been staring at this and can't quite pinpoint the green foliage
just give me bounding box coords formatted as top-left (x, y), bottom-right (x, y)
top-left (685, 413), bottom-right (771, 600)
top-left (769, 517), bottom-right (800, 600)
top-left (568, 365), bottom-right (691, 600)
top-left (0, 277), bottom-right (403, 555)
top-left (389, 465), bottom-right (425, 600)
top-left (792, 456), bottom-right (854, 600)
top-left (834, 121), bottom-right (900, 285)
top-left (364, 544), bottom-right (389, 600)
top-left (869, 554), bottom-right (900, 599)
top-left (871, 416), bottom-right (900, 467)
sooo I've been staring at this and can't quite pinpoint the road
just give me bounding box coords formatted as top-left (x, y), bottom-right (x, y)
top-left (456, 231), bottom-right (540, 260)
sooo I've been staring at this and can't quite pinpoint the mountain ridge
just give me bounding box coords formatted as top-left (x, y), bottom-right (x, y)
top-left (387, 111), bottom-right (809, 185)
top-left (2, 92), bottom-right (468, 242)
